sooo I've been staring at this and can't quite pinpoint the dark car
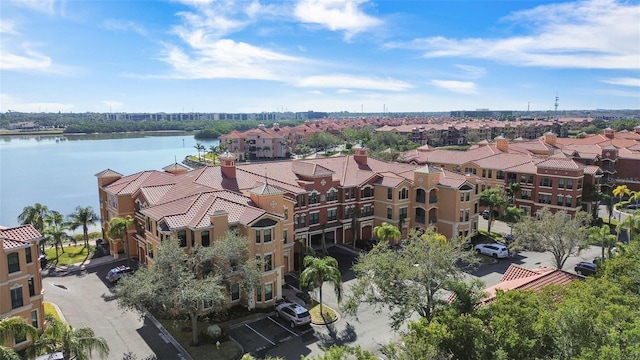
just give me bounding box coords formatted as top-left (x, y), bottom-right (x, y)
top-left (574, 261), bottom-right (597, 276)
top-left (106, 265), bottom-right (133, 284)
top-left (481, 209), bottom-right (490, 220)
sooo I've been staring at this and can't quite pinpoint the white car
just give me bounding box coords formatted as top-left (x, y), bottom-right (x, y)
top-left (274, 302), bottom-right (311, 328)
top-left (474, 243), bottom-right (509, 258)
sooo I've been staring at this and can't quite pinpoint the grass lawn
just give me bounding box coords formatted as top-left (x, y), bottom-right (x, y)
top-left (44, 302), bottom-right (62, 322)
top-left (158, 319), bottom-right (242, 360)
top-left (45, 245), bottom-right (94, 266)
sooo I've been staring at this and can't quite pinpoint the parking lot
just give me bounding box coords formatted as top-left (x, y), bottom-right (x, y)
top-left (227, 313), bottom-right (314, 355)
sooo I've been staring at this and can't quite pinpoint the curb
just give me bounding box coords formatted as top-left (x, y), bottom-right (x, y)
top-left (142, 307), bottom-right (194, 360)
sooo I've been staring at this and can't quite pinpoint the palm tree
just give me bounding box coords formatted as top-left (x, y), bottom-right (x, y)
top-left (588, 224), bottom-right (617, 261)
top-left (44, 213), bottom-right (73, 260)
top-left (18, 202), bottom-right (51, 252)
top-left (630, 191), bottom-right (640, 209)
top-left (0, 317), bottom-right (38, 360)
top-left (208, 144), bottom-right (221, 164)
top-left (503, 206), bottom-right (524, 235)
top-left (603, 194), bottom-right (614, 224)
top-left (479, 187), bottom-right (507, 234)
top-left (617, 214), bottom-right (640, 243)
top-left (29, 317), bottom-right (109, 360)
top-left (194, 142), bottom-right (205, 162)
top-left (506, 182), bottom-right (521, 205)
top-left (299, 255), bottom-right (342, 317)
top-left (613, 184), bottom-right (631, 220)
top-left (68, 206), bottom-right (99, 249)
top-left (108, 215), bottom-right (135, 266)
top-left (374, 222), bottom-right (401, 244)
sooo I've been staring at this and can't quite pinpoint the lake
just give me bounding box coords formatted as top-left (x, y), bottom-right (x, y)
top-left (0, 133), bottom-right (219, 228)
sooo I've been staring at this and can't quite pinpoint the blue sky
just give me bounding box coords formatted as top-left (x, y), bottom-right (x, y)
top-left (1, 0), bottom-right (639, 113)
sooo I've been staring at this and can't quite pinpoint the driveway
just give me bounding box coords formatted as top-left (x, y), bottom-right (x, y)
top-left (42, 260), bottom-right (181, 360)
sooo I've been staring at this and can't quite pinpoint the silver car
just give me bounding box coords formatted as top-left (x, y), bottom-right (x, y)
top-left (474, 243), bottom-right (509, 258)
top-left (274, 302), bottom-right (311, 328)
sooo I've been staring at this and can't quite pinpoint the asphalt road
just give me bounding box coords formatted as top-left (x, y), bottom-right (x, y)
top-left (42, 260), bottom-right (181, 360)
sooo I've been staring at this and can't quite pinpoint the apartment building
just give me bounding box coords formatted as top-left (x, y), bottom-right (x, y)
top-left (1, 224), bottom-right (44, 352)
top-left (96, 145), bottom-right (479, 309)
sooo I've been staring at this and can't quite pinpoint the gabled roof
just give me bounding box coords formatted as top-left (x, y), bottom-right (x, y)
top-left (95, 168), bottom-right (123, 178)
top-left (536, 158), bottom-right (584, 171)
top-left (482, 264), bottom-right (582, 303)
top-left (1, 224), bottom-right (41, 250)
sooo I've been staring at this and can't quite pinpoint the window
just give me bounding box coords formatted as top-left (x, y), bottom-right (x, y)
top-left (265, 283), bottom-right (273, 301)
top-left (482, 169), bottom-right (486, 177)
top-left (565, 196), bottom-right (572, 207)
top-left (387, 188), bottom-right (393, 200)
top-left (256, 285), bottom-right (262, 302)
top-left (577, 179), bottom-right (583, 189)
top-left (520, 174), bottom-right (527, 184)
top-left (11, 287), bottom-right (23, 309)
top-left (25, 248), bottom-right (32, 264)
top-left (521, 189), bottom-right (532, 200)
top-left (230, 283), bottom-right (240, 301)
top-left (201, 231), bottom-right (210, 247)
top-left (416, 208), bottom-right (425, 224)
top-left (465, 209), bottom-right (470, 221)
top-left (283, 229), bottom-right (288, 243)
top-left (567, 179), bottom-right (573, 190)
top-left (309, 212), bottom-right (320, 225)
top-left (538, 193), bottom-right (552, 204)
top-left (558, 178), bottom-right (565, 189)
top-left (294, 215), bottom-right (299, 228)
top-left (540, 177), bottom-right (553, 187)
top-left (576, 196), bottom-right (582, 207)
top-left (557, 194), bottom-right (564, 206)
top-left (399, 188), bottom-right (409, 200)
top-left (255, 229), bottom-right (261, 243)
top-left (301, 214), bottom-right (307, 227)
top-left (264, 229), bottom-right (272, 243)
top-left (147, 243), bottom-right (154, 259)
top-left (459, 210), bottom-right (464, 222)
top-left (7, 253), bottom-right (19, 273)
top-left (178, 230), bottom-right (187, 247)
top-left (284, 208), bottom-right (288, 220)
top-left (28, 277), bottom-right (35, 297)
top-left (399, 207), bottom-right (408, 220)
top-left (387, 207), bottom-right (393, 219)
top-left (488, 169), bottom-right (493, 178)
top-left (264, 254), bottom-right (273, 272)
top-left (496, 170), bottom-right (505, 180)
top-left (309, 192), bottom-right (320, 205)
top-left (362, 205), bottom-right (373, 217)
top-left (327, 189), bottom-right (337, 202)
top-left (327, 209), bottom-right (337, 222)
top-left (416, 189), bottom-right (426, 203)
top-left (361, 186), bottom-right (374, 198)
top-left (31, 310), bottom-right (38, 328)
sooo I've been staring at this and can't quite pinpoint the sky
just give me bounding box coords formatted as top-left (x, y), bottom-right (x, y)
top-left (1, 0), bottom-right (639, 114)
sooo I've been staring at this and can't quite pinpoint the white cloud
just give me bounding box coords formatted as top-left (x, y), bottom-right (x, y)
top-left (0, 20), bottom-right (20, 35)
top-left (294, 74), bottom-right (413, 91)
top-left (160, 40), bottom-right (304, 80)
top-left (454, 64), bottom-right (486, 79)
top-left (387, 0), bottom-right (640, 70)
top-left (0, 44), bottom-right (52, 71)
top-left (0, 93), bottom-right (73, 112)
top-left (102, 19), bottom-right (146, 36)
top-left (429, 80), bottom-right (478, 95)
top-left (601, 77), bottom-right (640, 87)
top-left (11, 0), bottom-right (64, 15)
top-left (294, 0), bottom-right (382, 40)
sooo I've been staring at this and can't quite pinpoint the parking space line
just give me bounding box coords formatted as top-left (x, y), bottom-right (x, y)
top-left (245, 324), bottom-right (276, 346)
top-left (268, 316), bottom-right (298, 336)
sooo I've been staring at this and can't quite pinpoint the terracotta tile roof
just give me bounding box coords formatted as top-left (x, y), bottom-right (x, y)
top-left (291, 161), bottom-right (335, 177)
top-left (163, 162), bottom-right (190, 172)
top-left (249, 181), bottom-right (286, 195)
top-left (95, 168), bottom-right (123, 178)
top-left (536, 158), bottom-right (584, 170)
top-left (438, 168), bottom-right (469, 189)
top-left (472, 153), bottom-right (534, 170)
top-left (105, 170), bottom-right (176, 195)
top-left (584, 165), bottom-right (603, 175)
top-left (1, 224), bottom-right (41, 250)
top-left (482, 264), bottom-right (581, 303)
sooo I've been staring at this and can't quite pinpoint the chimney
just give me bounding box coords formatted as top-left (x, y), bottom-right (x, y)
top-left (495, 135), bottom-right (509, 152)
top-left (544, 132), bottom-right (557, 146)
top-left (353, 143), bottom-right (368, 165)
top-left (634, 125), bottom-right (640, 135)
top-left (258, 123), bottom-right (265, 130)
top-left (220, 152), bottom-right (236, 178)
top-left (604, 127), bottom-right (615, 139)
top-left (273, 123), bottom-right (279, 130)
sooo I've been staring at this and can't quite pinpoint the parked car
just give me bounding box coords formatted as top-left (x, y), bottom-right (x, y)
top-left (274, 302), bottom-right (311, 328)
top-left (574, 261), bottom-right (597, 276)
top-left (106, 265), bottom-right (133, 284)
top-left (474, 243), bottom-right (509, 258)
top-left (481, 209), bottom-right (490, 220)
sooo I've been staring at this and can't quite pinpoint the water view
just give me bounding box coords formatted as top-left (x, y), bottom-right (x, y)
top-left (0, 133), bottom-right (219, 228)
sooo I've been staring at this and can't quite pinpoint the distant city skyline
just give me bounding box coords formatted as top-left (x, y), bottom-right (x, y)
top-left (1, 0), bottom-right (639, 113)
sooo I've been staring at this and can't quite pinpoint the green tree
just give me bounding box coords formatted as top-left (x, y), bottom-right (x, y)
top-left (617, 213), bottom-right (640, 243)
top-left (502, 206), bottom-right (524, 235)
top-left (304, 345), bottom-right (378, 360)
top-left (306, 132), bottom-right (341, 150)
top-left (194, 142), bottom-right (205, 162)
top-left (29, 317), bottom-right (109, 360)
top-left (107, 215), bottom-right (136, 267)
top-left (513, 209), bottom-right (590, 269)
top-left (445, 278), bottom-right (486, 316)
top-left (603, 193), bottom-right (615, 224)
top-left (630, 191), bottom-right (640, 209)
top-left (116, 231), bottom-right (258, 345)
top-left (506, 182), bottom-right (520, 205)
top-left (18, 202), bottom-right (51, 252)
top-left (344, 228), bottom-right (476, 329)
top-left (0, 317), bottom-right (38, 360)
top-left (299, 255), bottom-right (342, 317)
top-left (44, 212), bottom-right (72, 260)
top-left (374, 221), bottom-right (401, 244)
top-left (588, 224), bottom-right (618, 263)
top-left (613, 184), bottom-right (631, 220)
top-left (67, 206), bottom-right (99, 249)
top-left (479, 187), bottom-right (507, 234)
